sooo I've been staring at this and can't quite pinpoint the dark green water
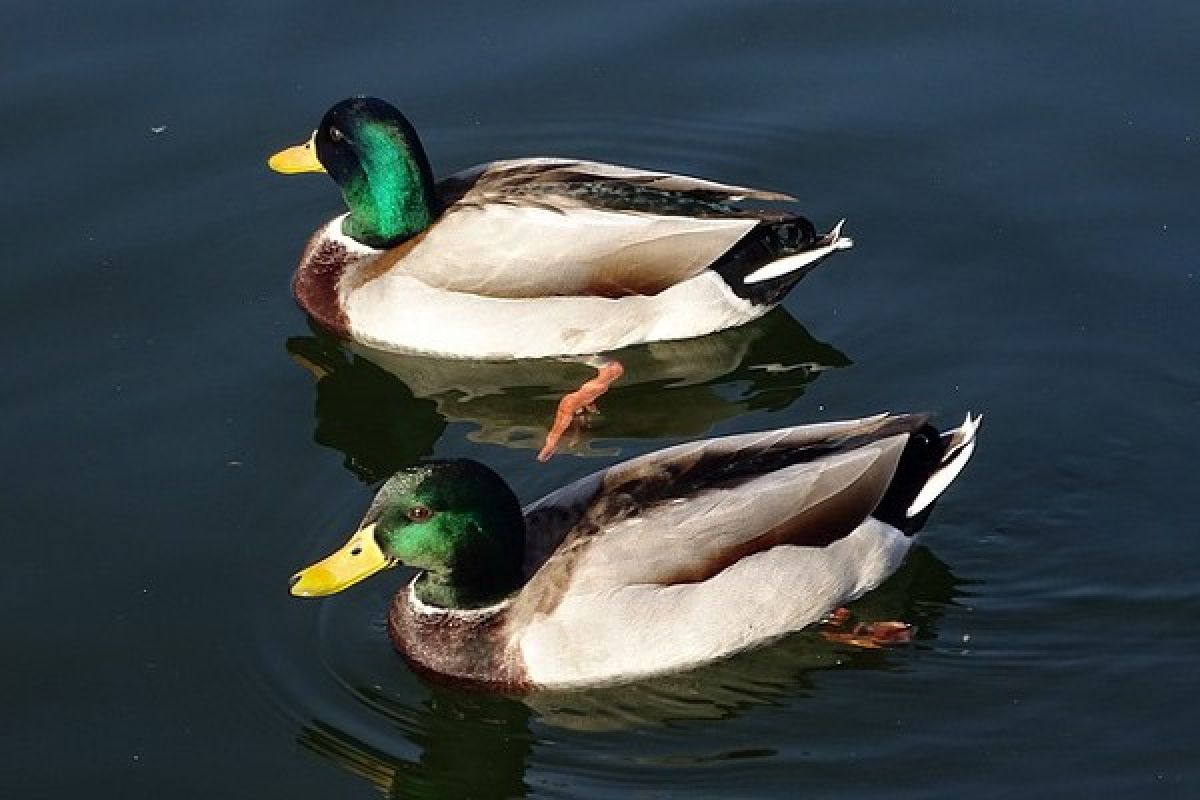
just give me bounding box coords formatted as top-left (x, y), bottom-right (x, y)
top-left (6, 2), bottom-right (1198, 797)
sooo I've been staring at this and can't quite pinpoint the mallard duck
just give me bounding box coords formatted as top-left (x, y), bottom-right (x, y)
top-left (269, 97), bottom-right (853, 458)
top-left (270, 96), bottom-right (853, 361)
top-left (290, 412), bottom-right (980, 690)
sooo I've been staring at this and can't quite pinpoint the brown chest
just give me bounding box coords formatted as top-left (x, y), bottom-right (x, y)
top-left (387, 590), bottom-right (530, 692)
top-left (292, 235), bottom-right (353, 340)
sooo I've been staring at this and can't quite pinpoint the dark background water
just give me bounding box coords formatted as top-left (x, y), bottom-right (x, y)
top-left (5, 1), bottom-right (1198, 797)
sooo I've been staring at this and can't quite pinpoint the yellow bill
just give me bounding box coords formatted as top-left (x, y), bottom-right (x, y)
top-left (268, 131), bottom-right (326, 174)
top-left (290, 523), bottom-right (390, 596)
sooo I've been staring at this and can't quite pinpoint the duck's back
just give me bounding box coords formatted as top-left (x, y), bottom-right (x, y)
top-left (381, 158), bottom-right (799, 299)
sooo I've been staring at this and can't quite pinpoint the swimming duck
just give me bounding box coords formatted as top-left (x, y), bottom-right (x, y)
top-left (269, 96), bottom-right (853, 360)
top-left (290, 412), bottom-right (980, 690)
top-left (269, 97), bottom-right (854, 457)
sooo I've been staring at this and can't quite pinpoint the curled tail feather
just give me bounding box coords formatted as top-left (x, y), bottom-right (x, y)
top-left (907, 412), bottom-right (982, 518)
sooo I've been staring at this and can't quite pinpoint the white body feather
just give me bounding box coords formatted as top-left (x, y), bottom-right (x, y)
top-left (509, 431), bottom-right (913, 687)
top-left (343, 270), bottom-right (763, 359)
top-left (393, 205), bottom-right (760, 298)
top-left (326, 205), bottom-right (766, 358)
top-left (517, 518), bottom-right (911, 688)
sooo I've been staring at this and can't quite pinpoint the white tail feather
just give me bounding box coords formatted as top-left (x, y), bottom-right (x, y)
top-left (743, 219), bottom-right (853, 285)
top-left (906, 412), bottom-right (982, 518)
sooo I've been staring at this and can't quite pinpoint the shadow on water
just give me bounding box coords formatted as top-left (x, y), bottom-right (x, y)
top-left (287, 333), bottom-right (447, 484)
top-left (288, 547), bottom-right (961, 797)
top-left (298, 688), bottom-right (537, 800)
top-left (286, 307), bottom-right (849, 481)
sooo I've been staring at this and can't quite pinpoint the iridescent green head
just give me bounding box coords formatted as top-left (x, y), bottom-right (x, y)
top-left (290, 460), bottom-right (527, 609)
top-left (269, 96), bottom-right (438, 248)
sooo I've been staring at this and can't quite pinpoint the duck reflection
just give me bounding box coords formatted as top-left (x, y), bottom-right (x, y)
top-left (297, 685), bottom-right (535, 799)
top-left (287, 307), bottom-right (849, 477)
top-left (287, 334), bottom-right (446, 483)
top-left (292, 547), bottom-right (959, 795)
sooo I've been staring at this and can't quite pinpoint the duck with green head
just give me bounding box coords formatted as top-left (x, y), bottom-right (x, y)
top-left (269, 97), bottom-right (854, 458)
top-left (290, 412), bottom-right (981, 690)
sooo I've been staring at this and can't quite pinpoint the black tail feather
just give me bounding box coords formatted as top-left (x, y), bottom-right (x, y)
top-left (872, 424), bottom-right (947, 534)
top-left (712, 216), bottom-right (823, 305)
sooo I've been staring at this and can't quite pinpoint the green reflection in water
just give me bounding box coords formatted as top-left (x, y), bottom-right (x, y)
top-left (288, 308), bottom-right (850, 476)
top-left (298, 685), bottom-right (535, 799)
top-left (287, 332), bottom-right (446, 484)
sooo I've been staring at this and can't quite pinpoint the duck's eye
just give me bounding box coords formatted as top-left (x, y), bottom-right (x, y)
top-left (407, 506), bottom-right (434, 522)
top-left (329, 126), bottom-right (345, 143)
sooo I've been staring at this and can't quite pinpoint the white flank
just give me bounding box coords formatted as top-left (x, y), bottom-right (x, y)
top-left (517, 518), bottom-right (912, 689)
top-left (342, 270), bottom-right (764, 359)
top-left (743, 219), bottom-right (854, 285)
top-left (906, 412), bottom-right (982, 517)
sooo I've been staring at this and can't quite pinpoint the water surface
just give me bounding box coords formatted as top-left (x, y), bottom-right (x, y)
top-left (4, 1), bottom-right (1198, 797)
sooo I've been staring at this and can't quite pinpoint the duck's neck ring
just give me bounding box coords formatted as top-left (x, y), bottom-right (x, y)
top-left (411, 561), bottom-right (525, 611)
top-left (407, 578), bottom-right (512, 617)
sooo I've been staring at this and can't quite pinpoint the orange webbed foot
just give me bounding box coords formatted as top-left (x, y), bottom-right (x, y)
top-left (819, 607), bottom-right (915, 649)
top-left (538, 361), bottom-right (625, 462)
